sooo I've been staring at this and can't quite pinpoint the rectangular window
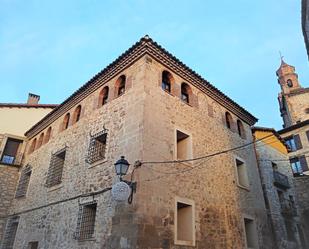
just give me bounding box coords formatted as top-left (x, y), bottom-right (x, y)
top-left (1, 216), bottom-right (19, 249)
top-left (46, 149), bottom-right (66, 187)
top-left (244, 218), bottom-right (258, 249)
top-left (86, 131), bottom-right (107, 164)
top-left (15, 165), bottom-right (32, 198)
top-left (74, 202), bottom-right (97, 240)
top-left (28, 241), bottom-right (39, 249)
top-left (290, 157), bottom-right (303, 176)
top-left (236, 159), bottom-right (249, 189)
top-left (1, 138), bottom-right (22, 165)
top-left (175, 198), bottom-right (195, 246)
top-left (285, 136), bottom-right (297, 151)
top-left (176, 130), bottom-right (192, 161)
top-left (306, 130), bottom-right (309, 142)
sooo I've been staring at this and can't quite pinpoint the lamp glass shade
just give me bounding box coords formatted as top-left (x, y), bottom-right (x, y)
top-left (114, 156), bottom-right (130, 176)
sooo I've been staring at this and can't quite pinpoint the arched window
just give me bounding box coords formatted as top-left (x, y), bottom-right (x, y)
top-left (37, 133), bottom-right (44, 149)
top-left (287, 79), bottom-right (293, 87)
top-left (237, 120), bottom-right (245, 138)
top-left (181, 83), bottom-right (192, 104)
top-left (73, 105), bottom-right (82, 124)
top-left (44, 127), bottom-right (52, 144)
top-left (99, 86), bottom-right (109, 106)
top-left (162, 70), bottom-right (174, 93)
top-left (225, 112), bottom-right (233, 129)
top-left (62, 113), bottom-right (70, 131)
top-left (305, 108), bottom-right (309, 114)
top-left (28, 138), bottom-right (37, 154)
top-left (116, 75), bottom-right (126, 97)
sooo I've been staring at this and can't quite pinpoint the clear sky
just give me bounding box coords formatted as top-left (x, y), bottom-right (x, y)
top-left (0, 0), bottom-right (308, 130)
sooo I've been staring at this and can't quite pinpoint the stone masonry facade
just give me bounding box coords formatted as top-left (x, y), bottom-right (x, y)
top-left (0, 36), bottom-right (275, 249)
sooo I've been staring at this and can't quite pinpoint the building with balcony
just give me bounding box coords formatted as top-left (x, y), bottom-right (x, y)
top-left (0, 93), bottom-right (57, 244)
top-left (252, 127), bottom-right (305, 249)
top-left (1, 36), bottom-right (275, 249)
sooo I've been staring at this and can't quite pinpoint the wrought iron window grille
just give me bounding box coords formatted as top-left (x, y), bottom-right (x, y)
top-left (74, 201), bottom-right (97, 240)
top-left (15, 165), bottom-right (32, 198)
top-left (86, 128), bottom-right (108, 164)
top-left (46, 148), bottom-right (66, 187)
top-left (1, 216), bottom-right (19, 249)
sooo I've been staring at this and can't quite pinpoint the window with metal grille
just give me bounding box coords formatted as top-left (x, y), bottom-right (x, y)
top-left (74, 202), bottom-right (97, 240)
top-left (86, 131), bottom-right (107, 164)
top-left (15, 165), bottom-right (32, 198)
top-left (1, 216), bottom-right (19, 249)
top-left (46, 149), bottom-right (66, 187)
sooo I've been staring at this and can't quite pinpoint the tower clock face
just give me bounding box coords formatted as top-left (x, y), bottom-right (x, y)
top-left (287, 79), bottom-right (293, 87)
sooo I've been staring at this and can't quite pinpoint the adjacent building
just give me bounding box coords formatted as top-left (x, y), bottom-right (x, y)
top-left (252, 127), bottom-right (305, 249)
top-left (0, 93), bottom-right (57, 245)
top-left (1, 36), bottom-right (274, 249)
top-left (276, 60), bottom-right (309, 247)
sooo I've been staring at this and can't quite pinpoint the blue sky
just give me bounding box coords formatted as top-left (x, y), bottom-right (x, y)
top-left (0, 0), bottom-right (308, 129)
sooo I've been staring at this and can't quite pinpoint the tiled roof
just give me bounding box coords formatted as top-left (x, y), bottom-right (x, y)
top-left (0, 103), bottom-right (58, 108)
top-left (25, 35), bottom-right (258, 137)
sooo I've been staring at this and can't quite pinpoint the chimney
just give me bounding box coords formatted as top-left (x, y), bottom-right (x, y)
top-left (27, 93), bottom-right (40, 105)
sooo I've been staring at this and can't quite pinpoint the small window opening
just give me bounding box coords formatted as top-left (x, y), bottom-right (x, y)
top-left (46, 149), bottom-right (66, 187)
top-left (36, 133), bottom-right (44, 149)
top-left (99, 86), bottom-right (109, 106)
top-left (287, 79), bottom-right (293, 87)
top-left (181, 83), bottom-right (192, 104)
top-left (44, 127), bottom-right (52, 144)
top-left (28, 138), bottom-right (37, 154)
top-left (244, 218), bottom-right (258, 248)
top-left (236, 159), bottom-right (249, 188)
top-left (237, 120), bottom-right (245, 138)
top-left (176, 130), bottom-right (191, 160)
top-left (74, 202), bottom-right (97, 240)
top-left (290, 157), bottom-right (303, 176)
top-left (2, 216), bottom-right (19, 249)
top-left (175, 200), bottom-right (195, 246)
top-left (225, 112), bottom-right (233, 129)
top-left (62, 113), bottom-right (70, 131)
top-left (162, 70), bottom-right (173, 93)
top-left (73, 105), bottom-right (82, 124)
top-left (116, 75), bottom-right (126, 97)
top-left (86, 132), bottom-right (107, 164)
top-left (272, 162), bottom-right (278, 171)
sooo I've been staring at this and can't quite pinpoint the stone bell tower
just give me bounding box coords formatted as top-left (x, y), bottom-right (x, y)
top-left (276, 59), bottom-right (309, 128)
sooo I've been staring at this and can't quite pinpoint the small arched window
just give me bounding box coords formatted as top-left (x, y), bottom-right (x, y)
top-left (162, 70), bottom-right (174, 93)
top-left (181, 83), bottom-right (192, 104)
top-left (73, 105), bottom-right (82, 124)
top-left (62, 113), bottom-right (70, 131)
top-left (237, 120), bottom-right (245, 138)
top-left (225, 112), bottom-right (233, 129)
top-left (116, 75), bottom-right (126, 97)
top-left (37, 133), bottom-right (44, 149)
top-left (99, 86), bottom-right (109, 106)
top-left (44, 127), bottom-right (52, 144)
top-left (28, 138), bottom-right (37, 154)
top-left (287, 79), bottom-right (293, 87)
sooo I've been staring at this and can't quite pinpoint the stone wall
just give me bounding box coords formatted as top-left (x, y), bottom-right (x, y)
top-left (0, 165), bottom-right (20, 244)
top-left (286, 91), bottom-right (309, 124)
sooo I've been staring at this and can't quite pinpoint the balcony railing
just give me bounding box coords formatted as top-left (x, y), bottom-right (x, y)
top-left (0, 151), bottom-right (23, 166)
top-left (280, 199), bottom-right (298, 217)
top-left (273, 171), bottom-right (290, 189)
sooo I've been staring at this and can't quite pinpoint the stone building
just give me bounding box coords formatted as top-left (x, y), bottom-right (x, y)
top-left (252, 127), bottom-right (305, 249)
top-left (0, 93), bottom-right (57, 245)
top-left (275, 60), bottom-right (309, 247)
top-left (1, 36), bottom-right (274, 248)
top-left (302, 0), bottom-right (309, 60)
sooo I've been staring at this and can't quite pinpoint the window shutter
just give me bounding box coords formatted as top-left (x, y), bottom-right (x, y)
top-left (294, 134), bottom-right (303, 150)
top-left (306, 130), bottom-right (309, 142)
top-left (299, 156), bottom-right (309, 172)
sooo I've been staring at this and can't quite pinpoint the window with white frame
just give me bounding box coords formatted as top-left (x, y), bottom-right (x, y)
top-left (236, 158), bottom-right (249, 189)
top-left (175, 197), bottom-right (195, 246)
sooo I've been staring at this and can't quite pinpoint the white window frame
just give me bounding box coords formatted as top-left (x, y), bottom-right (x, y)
top-left (174, 196), bottom-right (196, 246)
top-left (234, 156), bottom-right (250, 190)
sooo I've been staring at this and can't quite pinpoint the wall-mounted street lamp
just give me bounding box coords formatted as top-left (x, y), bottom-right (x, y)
top-left (112, 156), bottom-right (138, 204)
